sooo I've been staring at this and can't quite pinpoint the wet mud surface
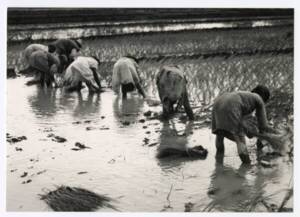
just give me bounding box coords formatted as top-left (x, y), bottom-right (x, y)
top-left (6, 26), bottom-right (293, 212)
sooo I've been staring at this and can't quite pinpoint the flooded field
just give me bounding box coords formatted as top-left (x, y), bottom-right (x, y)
top-left (6, 25), bottom-right (293, 212)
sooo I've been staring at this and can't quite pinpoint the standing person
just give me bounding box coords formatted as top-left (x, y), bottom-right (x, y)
top-left (211, 85), bottom-right (278, 164)
top-left (48, 38), bottom-right (82, 64)
top-left (63, 56), bottom-right (102, 93)
top-left (112, 56), bottom-right (147, 99)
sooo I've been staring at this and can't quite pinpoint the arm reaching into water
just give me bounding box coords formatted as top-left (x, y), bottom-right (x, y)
top-left (132, 71), bottom-right (146, 98)
top-left (112, 66), bottom-right (121, 94)
top-left (254, 95), bottom-right (278, 134)
top-left (132, 63), bottom-right (147, 99)
top-left (90, 67), bottom-right (102, 90)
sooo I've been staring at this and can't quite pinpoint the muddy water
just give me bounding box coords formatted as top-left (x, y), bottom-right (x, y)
top-left (6, 28), bottom-right (293, 212)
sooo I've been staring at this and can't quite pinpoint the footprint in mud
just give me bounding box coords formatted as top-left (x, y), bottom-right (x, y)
top-left (71, 142), bottom-right (91, 151)
top-left (47, 134), bottom-right (67, 143)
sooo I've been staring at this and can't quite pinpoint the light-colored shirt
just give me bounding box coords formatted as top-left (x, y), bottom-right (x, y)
top-left (64, 56), bottom-right (98, 84)
top-left (112, 57), bottom-right (140, 94)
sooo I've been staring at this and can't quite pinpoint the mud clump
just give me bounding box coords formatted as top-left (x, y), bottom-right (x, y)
top-left (143, 111), bottom-right (152, 117)
top-left (39, 186), bottom-right (115, 211)
top-left (15, 147), bottom-right (23, 151)
top-left (48, 134), bottom-right (67, 143)
top-left (184, 202), bottom-right (195, 212)
top-left (157, 145), bottom-right (208, 159)
top-left (71, 142), bottom-right (91, 151)
top-left (121, 121), bottom-right (131, 126)
top-left (22, 179), bottom-right (32, 184)
top-left (20, 172), bottom-right (28, 178)
top-left (86, 126), bottom-right (96, 131)
top-left (7, 134), bottom-right (27, 143)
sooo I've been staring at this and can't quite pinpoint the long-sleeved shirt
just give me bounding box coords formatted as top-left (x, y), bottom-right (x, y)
top-left (112, 57), bottom-right (140, 94)
top-left (212, 91), bottom-right (269, 136)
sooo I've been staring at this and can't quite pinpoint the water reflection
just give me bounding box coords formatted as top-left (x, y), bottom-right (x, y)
top-left (27, 86), bottom-right (103, 120)
top-left (206, 162), bottom-right (252, 211)
top-left (156, 121), bottom-right (194, 171)
top-left (112, 95), bottom-right (144, 121)
top-left (27, 87), bottom-right (60, 118)
top-left (73, 92), bottom-right (101, 119)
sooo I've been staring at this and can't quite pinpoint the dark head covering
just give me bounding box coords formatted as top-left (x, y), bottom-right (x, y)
top-left (251, 85), bottom-right (270, 102)
top-left (48, 44), bottom-right (56, 53)
top-left (74, 39), bottom-right (82, 48)
top-left (124, 55), bottom-right (139, 63)
top-left (91, 56), bottom-right (100, 65)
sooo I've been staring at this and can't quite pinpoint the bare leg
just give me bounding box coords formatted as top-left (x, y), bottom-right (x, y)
top-left (135, 82), bottom-right (146, 98)
top-left (65, 81), bottom-right (82, 92)
top-left (215, 135), bottom-right (225, 164)
top-left (233, 135), bottom-right (251, 164)
top-left (86, 81), bottom-right (97, 93)
top-left (175, 98), bottom-right (183, 112)
top-left (215, 135), bottom-right (225, 154)
top-left (182, 90), bottom-right (194, 120)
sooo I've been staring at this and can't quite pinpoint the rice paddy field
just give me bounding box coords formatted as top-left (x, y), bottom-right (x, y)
top-left (6, 22), bottom-right (293, 212)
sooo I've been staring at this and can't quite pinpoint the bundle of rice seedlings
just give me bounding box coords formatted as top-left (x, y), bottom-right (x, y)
top-left (39, 185), bottom-right (116, 211)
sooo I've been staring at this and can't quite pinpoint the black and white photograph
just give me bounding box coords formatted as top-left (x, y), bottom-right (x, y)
top-left (2, 0), bottom-right (297, 214)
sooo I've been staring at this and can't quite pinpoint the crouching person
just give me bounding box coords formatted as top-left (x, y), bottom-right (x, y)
top-left (28, 50), bottom-right (67, 87)
top-left (21, 43), bottom-right (49, 80)
top-left (212, 85), bottom-right (277, 164)
top-left (64, 56), bottom-right (102, 93)
top-left (112, 56), bottom-right (147, 99)
top-left (156, 65), bottom-right (194, 120)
